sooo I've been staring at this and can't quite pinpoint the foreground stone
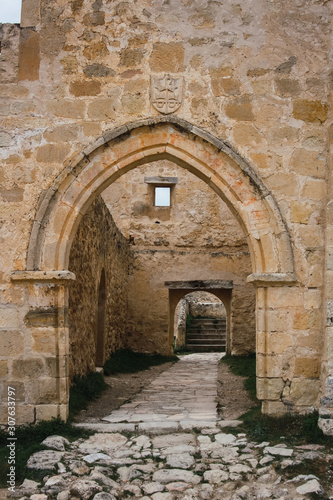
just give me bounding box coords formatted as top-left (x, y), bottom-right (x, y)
top-left (10, 421), bottom-right (333, 500)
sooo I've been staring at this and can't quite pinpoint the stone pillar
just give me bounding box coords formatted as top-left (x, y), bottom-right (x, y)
top-left (1, 271), bottom-right (75, 424)
top-left (248, 273), bottom-right (321, 416)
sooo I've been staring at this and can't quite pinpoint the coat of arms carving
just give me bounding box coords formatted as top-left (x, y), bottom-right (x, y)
top-left (151, 74), bottom-right (183, 114)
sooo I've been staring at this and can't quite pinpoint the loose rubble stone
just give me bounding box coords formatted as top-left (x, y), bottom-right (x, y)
top-left (264, 446), bottom-right (293, 457)
top-left (83, 452), bottom-right (111, 463)
top-left (296, 478), bottom-right (324, 495)
top-left (70, 479), bottom-right (102, 500)
top-left (143, 482), bottom-right (165, 494)
top-left (153, 468), bottom-right (202, 484)
top-left (41, 435), bottom-right (70, 451)
top-left (79, 433), bottom-right (128, 452)
top-left (93, 493), bottom-right (117, 500)
top-left (27, 450), bottom-right (65, 470)
top-left (203, 469), bottom-right (229, 483)
top-left (215, 433), bottom-right (237, 445)
top-left (166, 452), bottom-right (195, 469)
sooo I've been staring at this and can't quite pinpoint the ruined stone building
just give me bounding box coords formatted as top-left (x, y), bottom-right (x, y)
top-left (0, 0), bottom-right (332, 434)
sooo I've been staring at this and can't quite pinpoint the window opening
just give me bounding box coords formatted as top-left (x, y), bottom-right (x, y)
top-left (155, 186), bottom-right (171, 207)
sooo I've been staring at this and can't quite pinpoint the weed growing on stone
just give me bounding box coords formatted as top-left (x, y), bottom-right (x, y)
top-left (102, 349), bottom-right (178, 376)
top-left (69, 371), bottom-right (108, 419)
top-left (220, 353), bottom-right (257, 401)
top-left (0, 417), bottom-right (90, 488)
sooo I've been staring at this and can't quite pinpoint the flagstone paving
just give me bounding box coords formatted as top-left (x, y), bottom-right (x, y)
top-left (8, 354), bottom-right (333, 499)
top-left (96, 353), bottom-right (222, 432)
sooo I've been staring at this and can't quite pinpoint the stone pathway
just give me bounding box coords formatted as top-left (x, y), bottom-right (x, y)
top-left (8, 353), bottom-right (333, 499)
top-left (95, 353), bottom-right (221, 432)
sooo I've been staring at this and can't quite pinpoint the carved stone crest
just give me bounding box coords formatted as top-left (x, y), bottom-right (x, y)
top-left (151, 74), bottom-right (183, 114)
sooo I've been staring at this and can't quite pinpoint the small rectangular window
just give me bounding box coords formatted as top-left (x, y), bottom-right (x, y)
top-left (155, 187), bottom-right (171, 207)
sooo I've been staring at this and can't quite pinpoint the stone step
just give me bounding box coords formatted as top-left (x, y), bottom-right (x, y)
top-left (190, 319), bottom-right (226, 325)
top-left (186, 335), bottom-right (226, 341)
top-left (187, 338), bottom-right (226, 345)
top-left (186, 344), bottom-right (226, 352)
top-left (186, 326), bottom-right (226, 333)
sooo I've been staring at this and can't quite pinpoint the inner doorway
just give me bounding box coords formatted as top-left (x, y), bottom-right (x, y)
top-left (174, 291), bottom-right (227, 352)
top-left (166, 280), bottom-right (233, 354)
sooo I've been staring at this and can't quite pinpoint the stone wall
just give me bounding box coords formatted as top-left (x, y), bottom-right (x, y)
top-left (102, 160), bottom-right (255, 355)
top-left (0, 0), bottom-right (332, 425)
top-left (68, 196), bottom-right (132, 379)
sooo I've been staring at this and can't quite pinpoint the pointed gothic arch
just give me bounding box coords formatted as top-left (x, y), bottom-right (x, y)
top-left (11, 117), bottom-right (298, 420)
top-left (25, 117), bottom-right (296, 283)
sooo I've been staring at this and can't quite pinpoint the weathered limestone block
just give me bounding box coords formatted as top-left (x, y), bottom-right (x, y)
top-left (69, 80), bottom-right (102, 97)
top-left (0, 330), bottom-right (25, 356)
top-left (87, 97), bottom-right (121, 120)
top-left (294, 358), bottom-right (320, 378)
top-left (47, 100), bottom-right (86, 119)
top-left (18, 28), bottom-right (40, 81)
top-left (12, 358), bottom-right (45, 378)
top-left (149, 43), bottom-right (185, 72)
top-left (289, 379), bottom-right (321, 406)
top-left (225, 97), bottom-right (254, 121)
top-left (36, 144), bottom-right (71, 163)
top-left (290, 202), bottom-right (316, 224)
top-left (291, 149), bottom-right (325, 178)
top-left (293, 100), bottom-right (328, 123)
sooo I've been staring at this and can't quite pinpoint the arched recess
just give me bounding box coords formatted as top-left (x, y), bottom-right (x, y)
top-left (25, 117), bottom-right (295, 280)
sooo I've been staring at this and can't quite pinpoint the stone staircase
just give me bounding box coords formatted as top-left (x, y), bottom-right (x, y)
top-left (186, 317), bottom-right (226, 352)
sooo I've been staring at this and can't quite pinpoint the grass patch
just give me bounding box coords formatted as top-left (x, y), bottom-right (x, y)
top-left (220, 354), bottom-right (333, 448)
top-left (103, 349), bottom-right (178, 376)
top-left (221, 353), bottom-right (257, 401)
top-left (0, 417), bottom-right (90, 488)
top-left (69, 371), bottom-right (107, 419)
top-left (240, 407), bottom-right (332, 446)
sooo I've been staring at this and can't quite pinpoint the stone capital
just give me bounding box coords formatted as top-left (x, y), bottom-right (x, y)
top-left (11, 270), bottom-right (76, 284)
top-left (246, 273), bottom-right (298, 287)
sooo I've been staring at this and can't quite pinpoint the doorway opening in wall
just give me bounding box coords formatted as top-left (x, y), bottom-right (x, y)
top-left (174, 291), bottom-right (227, 353)
top-left (68, 158), bottom-right (255, 380)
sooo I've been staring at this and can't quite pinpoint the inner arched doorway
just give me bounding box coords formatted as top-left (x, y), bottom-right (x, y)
top-left (166, 280), bottom-right (233, 354)
top-left (173, 290), bottom-right (228, 353)
top-left (11, 117), bottom-right (297, 420)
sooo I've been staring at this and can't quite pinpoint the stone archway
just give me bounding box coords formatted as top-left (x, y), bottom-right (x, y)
top-left (165, 280), bottom-right (233, 350)
top-left (167, 280), bottom-right (232, 353)
top-left (11, 117), bottom-right (298, 421)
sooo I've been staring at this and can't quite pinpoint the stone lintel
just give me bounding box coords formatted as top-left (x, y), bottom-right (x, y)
top-left (144, 176), bottom-right (178, 184)
top-left (11, 270), bottom-right (76, 283)
top-left (164, 280), bottom-right (233, 289)
top-left (246, 273), bottom-right (298, 287)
